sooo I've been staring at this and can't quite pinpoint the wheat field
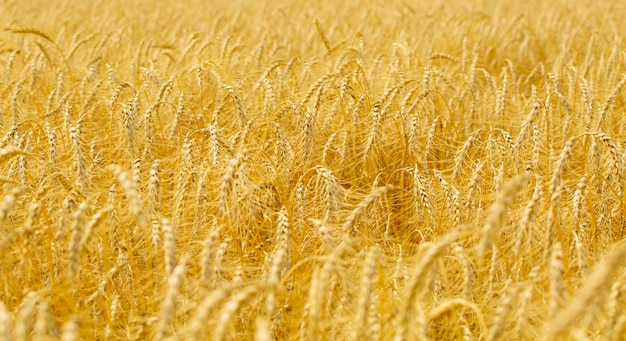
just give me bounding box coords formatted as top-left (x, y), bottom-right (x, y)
top-left (0, 0), bottom-right (626, 339)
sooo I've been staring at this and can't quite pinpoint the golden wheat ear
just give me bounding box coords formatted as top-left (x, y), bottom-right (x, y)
top-left (5, 27), bottom-right (54, 43)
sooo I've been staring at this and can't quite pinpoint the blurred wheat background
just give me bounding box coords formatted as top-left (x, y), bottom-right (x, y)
top-left (0, 0), bottom-right (626, 339)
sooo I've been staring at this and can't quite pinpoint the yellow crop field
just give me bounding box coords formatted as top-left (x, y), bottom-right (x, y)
top-left (1, 0), bottom-right (626, 339)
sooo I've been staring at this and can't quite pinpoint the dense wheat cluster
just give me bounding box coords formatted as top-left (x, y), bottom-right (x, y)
top-left (1, 0), bottom-right (626, 339)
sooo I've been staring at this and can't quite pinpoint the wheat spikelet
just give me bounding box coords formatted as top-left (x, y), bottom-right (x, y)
top-left (6, 27), bottom-right (53, 43)
top-left (142, 102), bottom-right (160, 157)
top-left (69, 125), bottom-right (86, 189)
top-left (425, 116), bottom-right (440, 161)
top-left (572, 232), bottom-right (588, 276)
top-left (395, 231), bottom-right (458, 341)
top-left (321, 130), bottom-right (340, 165)
top-left (193, 170), bottom-right (211, 228)
top-left (132, 158), bottom-right (141, 186)
top-left (546, 240), bottom-right (626, 338)
top-left (315, 167), bottom-right (342, 222)
top-left (33, 298), bottom-right (52, 340)
top-left (122, 99), bottom-right (137, 156)
top-left (407, 113), bottom-right (420, 161)
top-left (0, 186), bottom-right (25, 222)
top-left (174, 135), bottom-right (193, 223)
top-left (412, 167), bottom-right (435, 224)
top-left (168, 93), bottom-right (185, 141)
top-left (514, 277), bottom-right (535, 340)
top-left (68, 202), bottom-right (88, 280)
top-left (309, 218), bottom-right (337, 250)
top-left (362, 102), bottom-right (382, 171)
top-left (306, 239), bottom-right (351, 338)
top-left (255, 316), bottom-right (272, 341)
top-left (15, 292), bottom-right (38, 341)
top-left (514, 102), bottom-right (541, 150)
top-left (262, 77), bottom-right (277, 116)
top-left (549, 242), bottom-right (565, 319)
top-left (0, 300), bottom-right (11, 341)
top-left (0, 146), bottom-right (31, 169)
top-left (200, 228), bottom-right (219, 287)
top-left (10, 79), bottom-right (25, 124)
top-left (4, 49), bottom-right (19, 84)
top-left (545, 137), bottom-right (575, 252)
top-left (162, 218), bottom-right (176, 276)
top-left (496, 70), bottom-right (508, 117)
top-left (60, 316), bottom-right (79, 341)
top-left (207, 124), bottom-right (228, 167)
top-left (226, 85), bottom-right (248, 125)
top-left (594, 133), bottom-right (623, 192)
top-left (480, 175), bottom-right (527, 255)
top-left (109, 82), bottom-right (131, 109)
top-left (80, 79), bottom-right (102, 113)
top-left (486, 244), bottom-right (500, 299)
top-left (214, 238), bottom-right (231, 285)
top-left (351, 94), bottom-right (367, 122)
top-left (453, 131), bottom-right (480, 180)
top-left (572, 175), bottom-right (588, 221)
top-left (611, 314), bottom-right (626, 340)
top-left (580, 76), bottom-right (593, 124)
top-left (105, 296), bottom-right (118, 338)
top-left (465, 160), bottom-right (484, 215)
top-left (264, 207), bottom-right (291, 320)
top-left (452, 244), bottom-right (474, 301)
top-left (302, 110), bottom-right (314, 162)
top-left (352, 246), bottom-right (378, 341)
top-left (426, 298), bottom-right (485, 335)
top-left (605, 281), bottom-right (623, 336)
top-left (108, 165), bottom-right (148, 229)
top-left (147, 160), bottom-right (161, 216)
top-left (531, 123), bottom-right (542, 171)
top-left (342, 185), bottom-right (393, 233)
top-left (266, 246), bottom-right (287, 320)
top-left (512, 176), bottom-right (543, 260)
top-left (214, 285), bottom-right (261, 341)
top-left (598, 74), bottom-right (626, 129)
top-left (155, 261), bottom-right (185, 340)
top-left (186, 287), bottom-right (230, 338)
top-left (434, 169), bottom-right (461, 224)
top-left (486, 279), bottom-right (516, 341)
top-left (218, 152), bottom-right (245, 217)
